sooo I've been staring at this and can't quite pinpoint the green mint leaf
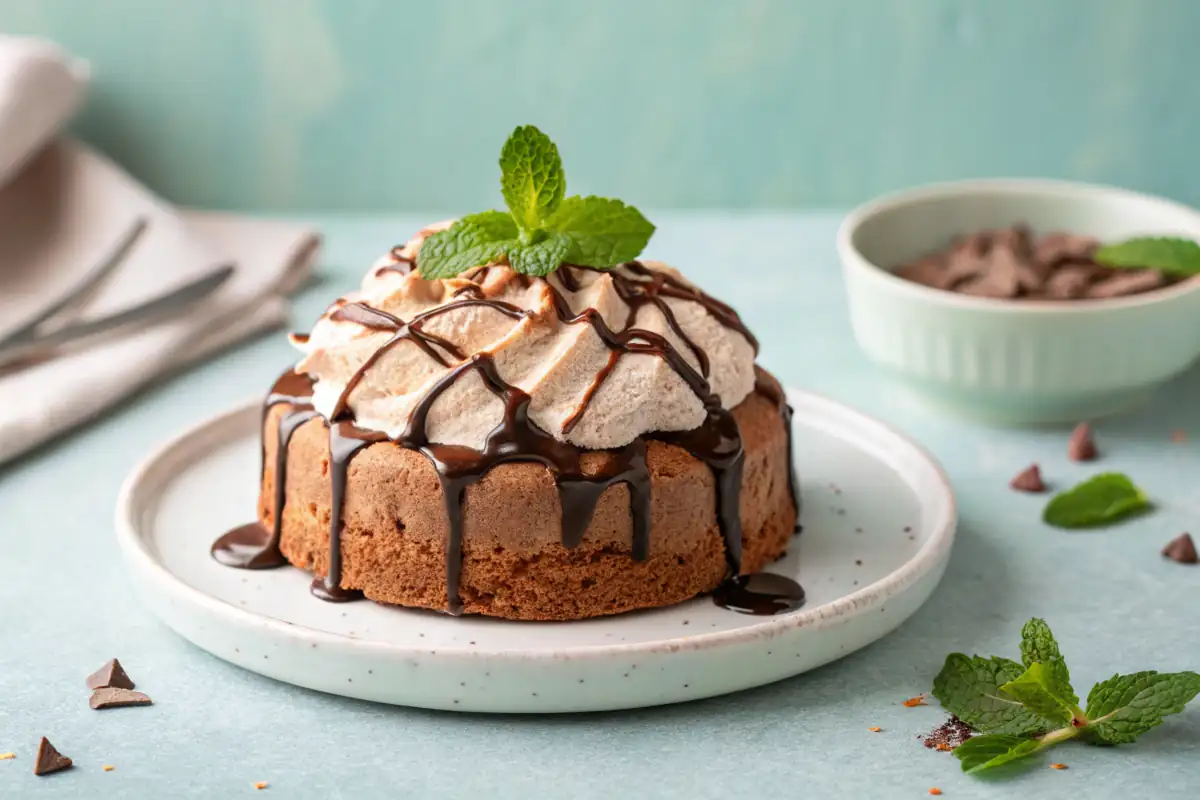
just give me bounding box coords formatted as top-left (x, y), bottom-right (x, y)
top-left (499, 125), bottom-right (565, 234)
top-left (999, 663), bottom-right (1074, 728)
top-left (953, 734), bottom-right (1045, 774)
top-left (417, 211), bottom-right (518, 279)
top-left (420, 125), bottom-right (656, 280)
top-left (1020, 618), bottom-right (1080, 708)
top-left (547, 195), bottom-right (656, 268)
top-left (932, 654), bottom-right (1051, 736)
top-left (507, 232), bottom-right (572, 277)
top-left (1094, 237), bottom-right (1200, 277)
top-left (1082, 671), bottom-right (1200, 744)
top-left (1043, 473), bottom-right (1150, 529)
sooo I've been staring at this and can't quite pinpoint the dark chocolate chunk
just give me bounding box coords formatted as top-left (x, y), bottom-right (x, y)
top-left (86, 658), bottom-right (134, 691)
top-left (89, 687), bottom-right (153, 710)
top-left (991, 224), bottom-right (1033, 257)
top-left (1010, 464), bottom-right (1046, 493)
top-left (1034, 232), bottom-right (1099, 268)
top-left (1068, 423), bottom-right (1098, 462)
top-left (995, 239), bottom-right (1044, 293)
top-left (33, 737), bottom-right (72, 776)
top-left (896, 226), bottom-right (1174, 302)
top-left (1162, 533), bottom-right (1198, 564)
top-left (1087, 269), bottom-right (1167, 299)
top-left (957, 255), bottom-right (1020, 298)
top-left (895, 257), bottom-right (945, 288)
top-left (940, 251), bottom-right (991, 291)
top-left (952, 230), bottom-right (993, 258)
top-left (1041, 265), bottom-right (1094, 300)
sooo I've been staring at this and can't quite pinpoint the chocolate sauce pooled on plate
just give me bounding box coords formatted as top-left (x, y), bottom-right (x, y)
top-left (712, 572), bottom-right (806, 615)
top-left (212, 260), bottom-right (802, 616)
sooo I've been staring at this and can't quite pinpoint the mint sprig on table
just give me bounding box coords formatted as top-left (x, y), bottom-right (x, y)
top-left (417, 125), bottom-right (655, 279)
top-left (932, 618), bottom-right (1200, 775)
top-left (1042, 473), bottom-right (1150, 529)
top-left (1094, 236), bottom-right (1200, 277)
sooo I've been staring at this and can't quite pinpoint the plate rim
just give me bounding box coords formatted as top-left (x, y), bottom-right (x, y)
top-left (115, 388), bottom-right (957, 661)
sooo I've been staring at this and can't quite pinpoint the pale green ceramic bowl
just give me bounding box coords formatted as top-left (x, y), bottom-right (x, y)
top-left (838, 179), bottom-right (1200, 424)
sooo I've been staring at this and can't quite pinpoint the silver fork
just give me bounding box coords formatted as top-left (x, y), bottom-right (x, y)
top-left (0, 217), bottom-right (235, 374)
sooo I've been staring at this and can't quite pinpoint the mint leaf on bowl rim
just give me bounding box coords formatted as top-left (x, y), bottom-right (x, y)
top-left (1094, 236), bottom-right (1200, 278)
top-left (1042, 473), bottom-right (1150, 529)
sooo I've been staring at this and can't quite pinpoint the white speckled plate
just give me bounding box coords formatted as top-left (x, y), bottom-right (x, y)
top-left (115, 390), bottom-right (956, 713)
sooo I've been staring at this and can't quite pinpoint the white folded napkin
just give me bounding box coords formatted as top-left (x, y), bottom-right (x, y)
top-left (0, 35), bottom-right (86, 188)
top-left (0, 38), bottom-right (320, 465)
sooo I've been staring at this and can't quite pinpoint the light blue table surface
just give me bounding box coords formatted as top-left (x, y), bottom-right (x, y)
top-left (2, 213), bottom-right (1197, 798)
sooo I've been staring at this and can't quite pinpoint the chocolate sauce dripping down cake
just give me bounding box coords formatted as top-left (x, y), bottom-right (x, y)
top-left (213, 252), bottom-right (802, 619)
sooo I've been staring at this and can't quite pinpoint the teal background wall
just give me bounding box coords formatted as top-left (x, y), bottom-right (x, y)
top-left (2, 0), bottom-right (1197, 212)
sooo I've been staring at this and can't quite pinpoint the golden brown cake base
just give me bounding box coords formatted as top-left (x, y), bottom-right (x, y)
top-left (258, 378), bottom-right (797, 621)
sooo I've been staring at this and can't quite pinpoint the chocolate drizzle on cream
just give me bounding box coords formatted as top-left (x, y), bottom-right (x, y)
top-left (373, 248), bottom-right (416, 278)
top-left (213, 259), bottom-right (801, 616)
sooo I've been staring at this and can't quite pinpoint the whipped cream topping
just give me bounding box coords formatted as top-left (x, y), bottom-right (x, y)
top-left (294, 223), bottom-right (757, 451)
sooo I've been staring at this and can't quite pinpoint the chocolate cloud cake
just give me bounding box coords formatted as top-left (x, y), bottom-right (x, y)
top-left (213, 127), bottom-right (800, 621)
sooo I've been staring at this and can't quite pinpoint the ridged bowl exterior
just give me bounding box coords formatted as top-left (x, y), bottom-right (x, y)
top-left (839, 180), bottom-right (1200, 424)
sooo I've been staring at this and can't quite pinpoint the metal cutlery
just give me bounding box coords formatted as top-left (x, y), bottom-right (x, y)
top-left (0, 216), bottom-right (236, 373)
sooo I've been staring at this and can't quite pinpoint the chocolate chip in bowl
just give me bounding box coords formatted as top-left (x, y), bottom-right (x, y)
top-left (894, 225), bottom-right (1181, 301)
top-left (838, 179), bottom-right (1200, 424)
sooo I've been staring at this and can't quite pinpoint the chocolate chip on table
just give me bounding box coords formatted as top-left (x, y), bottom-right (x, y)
top-left (86, 658), bottom-right (135, 691)
top-left (895, 225), bottom-right (1173, 300)
top-left (1162, 533), bottom-right (1198, 564)
top-left (1067, 423), bottom-right (1098, 462)
top-left (1010, 464), bottom-right (1046, 493)
top-left (89, 687), bottom-right (153, 710)
top-left (33, 737), bottom-right (72, 776)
